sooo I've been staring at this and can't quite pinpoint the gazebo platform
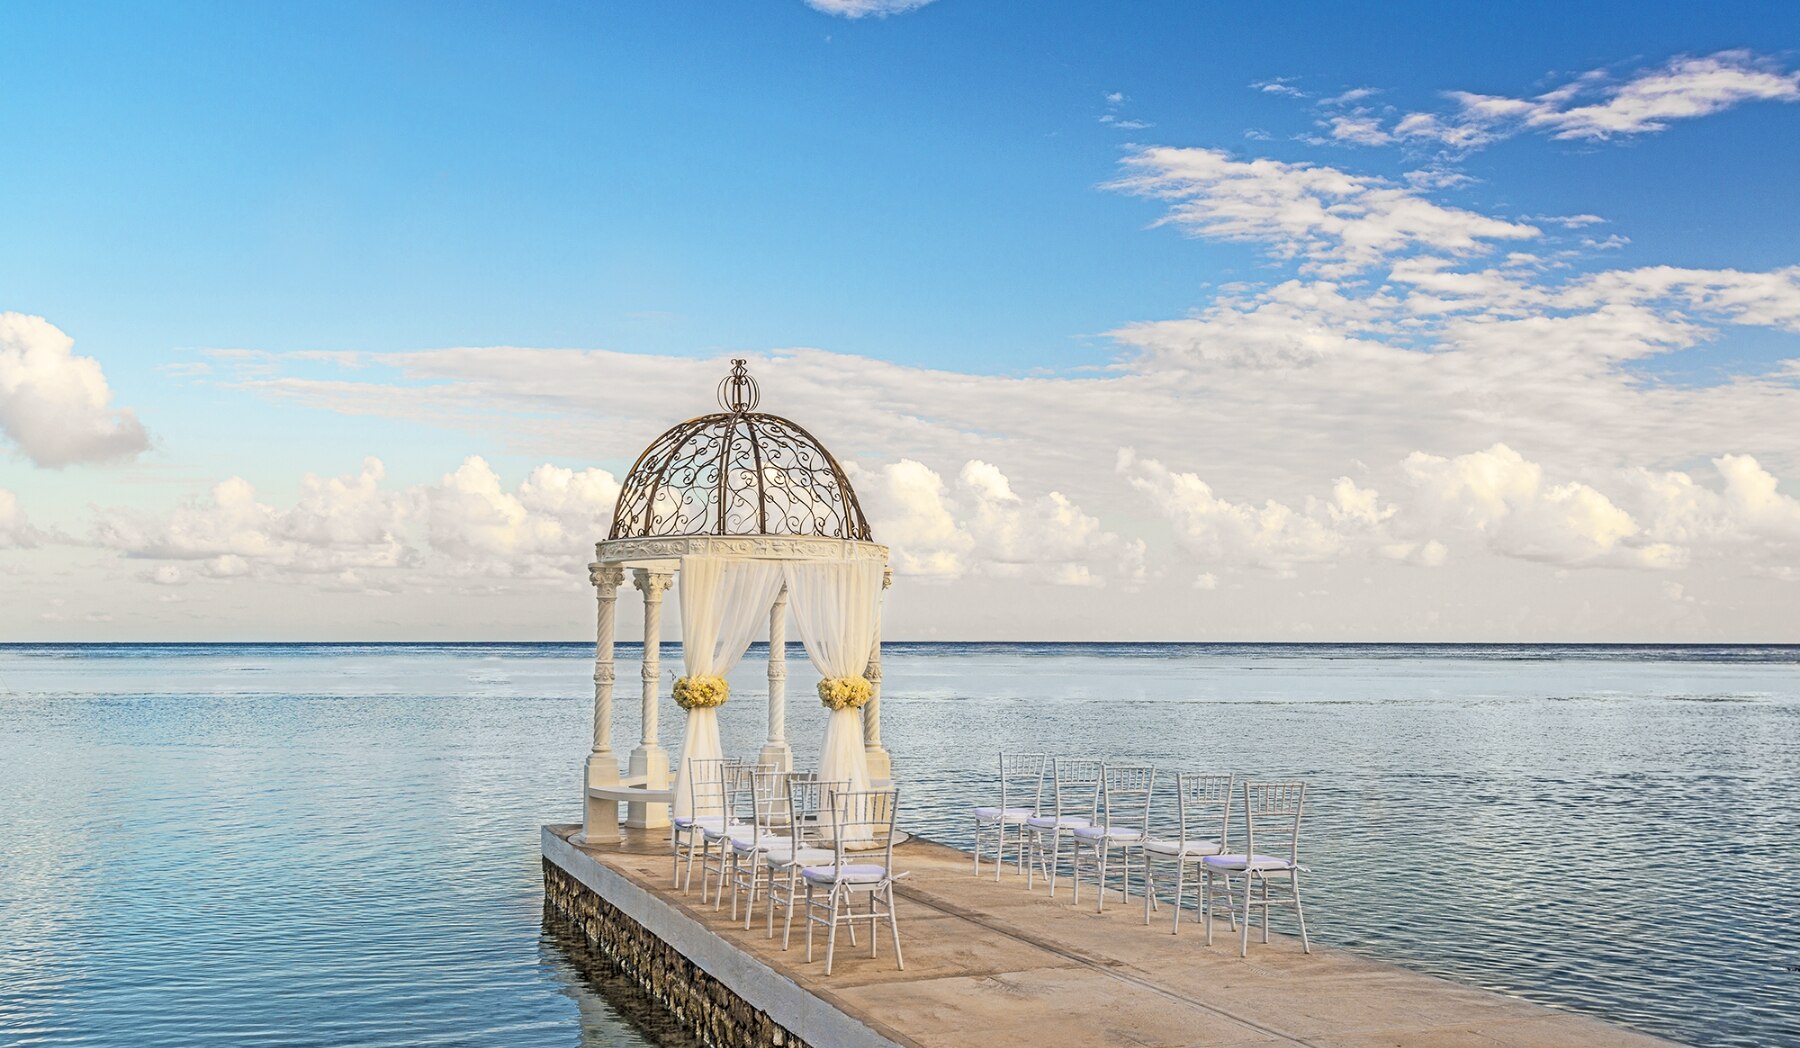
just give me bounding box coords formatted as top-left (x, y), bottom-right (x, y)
top-left (542, 825), bottom-right (1673, 1048)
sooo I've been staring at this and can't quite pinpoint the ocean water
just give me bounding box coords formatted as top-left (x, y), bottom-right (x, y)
top-left (1, 642), bottom-right (1796, 1047)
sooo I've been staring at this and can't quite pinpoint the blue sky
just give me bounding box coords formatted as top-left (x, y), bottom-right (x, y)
top-left (3, 2), bottom-right (1799, 640)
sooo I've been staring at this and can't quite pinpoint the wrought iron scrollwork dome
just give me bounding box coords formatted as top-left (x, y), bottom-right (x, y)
top-left (608, 360), bottom-right (873, 541)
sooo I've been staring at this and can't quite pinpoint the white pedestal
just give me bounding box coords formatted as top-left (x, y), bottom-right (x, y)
top-left (574, 752), bottom-right (622, 847)
top-left (757, 741), bottom-right (794, 773)
top-left (625, 744), bottom-right (671, 829)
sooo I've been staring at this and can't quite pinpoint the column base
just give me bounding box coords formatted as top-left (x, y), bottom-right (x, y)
top-left (625, 744), bottom-right (671, 829)
top-left (757, 741), bottom-right (794, 773)
top-left (864, 745), bottom-right (892, 783)
top-left (574, 751), bottom-right (623, 847)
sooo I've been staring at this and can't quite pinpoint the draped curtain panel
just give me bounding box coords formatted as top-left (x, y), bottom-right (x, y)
top-left (671, 556), bottom-right (786, 818)
top-left (782, 560), bottom-right (884, 803)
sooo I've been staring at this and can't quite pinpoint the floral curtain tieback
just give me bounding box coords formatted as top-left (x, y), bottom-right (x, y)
top-left (817, 676), bottom-right (873, 711)
top-left (674, 675), bottom-right (729, 710)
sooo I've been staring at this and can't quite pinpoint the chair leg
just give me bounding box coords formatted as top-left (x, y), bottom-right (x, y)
top-left (1203, 869), bottom-right (1215, 945)
top-left (1142, 856), bottom-right (1156, 926)
top-left (1239, 873), bottom-right (1254, 957)
top-left (869, 893), bottom-right (879, 958)
top-left (1261, 877), bottom-right (1271, 944)
top-left (888, 886), bottom-right (905, 970)
top-left (805, 884), bottom-right (816, 962)
top-left (1171, 862), bottom-right (1186, 934)
top-left (824, 889), bottom-right (841, 976)
top-left (1292, 873), bottom-right (1311, 954)
top-left (783, 872), bottom-right (800, 950)
top-left (1094, 845), bottom-right (1108, 913)
top-left (972, 822), bottom-right (983, 877)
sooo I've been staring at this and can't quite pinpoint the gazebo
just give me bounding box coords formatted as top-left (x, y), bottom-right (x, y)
top-left (575, 361), bottom-right (893, 846)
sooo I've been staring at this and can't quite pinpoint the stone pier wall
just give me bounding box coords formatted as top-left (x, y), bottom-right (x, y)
top-left (543, 858), bottom-right (812, 1048)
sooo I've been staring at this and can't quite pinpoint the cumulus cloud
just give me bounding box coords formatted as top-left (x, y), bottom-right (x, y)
top-left (857, 458), bottom-right (1141, 586)
top-left (1119, 449), bottom-right (1367, 575)
top-left (1403, 444), bottom-right (1678, 568)
top-left (1, 489), bottom-right (44, 548)
top-left (1106, 147), bottom-right (1539, 274)
top-left (94, 456), bottom-right (622, 589)
top-left (803, 0), bottom-right (934, 17)
top-left (0, 313), bottom-right (150, 467)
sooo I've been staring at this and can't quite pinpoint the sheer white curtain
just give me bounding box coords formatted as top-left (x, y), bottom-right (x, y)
top-left (783, 560), bottom-right (884, 798)
top-left (672, 556), bottom-right (786, 818)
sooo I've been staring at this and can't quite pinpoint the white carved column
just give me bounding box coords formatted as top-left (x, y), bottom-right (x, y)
top-left (862, 566), bottom-right (893, 782)
top-left (627, 567), bottom-right (674, 829)
top-left (757, 584), bottom-right (792, 772)
top-left (576, 562), bottom-right (627, 846)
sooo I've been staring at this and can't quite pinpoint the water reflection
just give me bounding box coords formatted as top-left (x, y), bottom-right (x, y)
top-left (538, 908), bottom-right (699, 1048)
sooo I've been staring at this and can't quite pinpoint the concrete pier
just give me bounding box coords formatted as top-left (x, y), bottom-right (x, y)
top-left (543, 824), bottom-right (1677, 1048)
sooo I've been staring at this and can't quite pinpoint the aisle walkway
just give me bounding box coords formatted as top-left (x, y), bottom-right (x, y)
top-left (545, 824), bottom-right (1676, 1048)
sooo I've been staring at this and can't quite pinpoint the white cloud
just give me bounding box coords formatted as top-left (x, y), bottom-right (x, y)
top-left (1322, 87), bottom-right (1381, 106)
top-left (1106, 147), bottom-right (1539, 274)
top-left (1323, 113), bottom-right (1394, 146)
top-left (1, 489), bottom-right (43, 548)
top-left (804, 0), bottom-right (933, 17)
top-left (1393, 50), bottom-right (1800, 151)
top-left (857, 458), bottom-right (1140, 586)
top-left (1119, 449), bottom-right (1359, 575)
top-left (94, 456), bottom-right (622, 589)
top-left (1251, 77), bottom-right (1307, 98)
top-left (1403, 444), bottom-right (1679, 569)
top-left (0, 312), bottom-right (150, 468)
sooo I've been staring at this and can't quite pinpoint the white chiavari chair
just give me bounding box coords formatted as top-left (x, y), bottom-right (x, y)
top-left (1142, 772), bottom-right (1233, 933)
top-left (1203, 781), bottom-right (1311, 956)
top-left (1023, 757), bottom-right (1102, 897)
top-left (671, 756), bottom-right (739, 891)
top-left (1071, 762), bottom-right (1155, 913)
top-left (971, 751), bottom-right (1045, 880)
top-left (802, 787), bottom-right (904, 976)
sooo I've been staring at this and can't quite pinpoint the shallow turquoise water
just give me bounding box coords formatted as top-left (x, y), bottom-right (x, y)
top-left (1, 643), bottom-right (1796, 1047)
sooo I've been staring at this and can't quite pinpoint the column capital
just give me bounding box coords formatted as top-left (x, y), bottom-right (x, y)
top-left (632, 567), bottom-right (675, 598)
top-left (882, 567), bottom-right (893, 589)
top-left (590, 563), bottom-right (627, 590)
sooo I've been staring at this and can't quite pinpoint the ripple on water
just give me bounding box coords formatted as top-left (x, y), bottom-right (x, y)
top-left (1, 642), bottom-right (1797, 1047)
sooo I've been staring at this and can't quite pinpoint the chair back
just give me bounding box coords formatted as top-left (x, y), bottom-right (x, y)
top-left (823, 787), bottom-right (899, 875)
top-left (786, 776), bottom-right (846, 850)
top-left (723, 762), bottom-right (777, 827)
top-left (1049, 757), bottom-right (1103, 823)
top-left (687, 757), bottom-right (740, 823)
top-left (1173, 773), bottom-right (1234, 851)
top-left (996, 752), bottom-right (1047, 814)
top-left (1099, 763), bottom-right (1156, 835)
top-left (743, 764), bottom-right (788, 841)
top-left (1242, 781), bottom-right (1305, 867)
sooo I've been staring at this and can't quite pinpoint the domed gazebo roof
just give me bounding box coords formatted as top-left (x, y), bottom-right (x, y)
top-left (608, 361), bottom-right (872, 542)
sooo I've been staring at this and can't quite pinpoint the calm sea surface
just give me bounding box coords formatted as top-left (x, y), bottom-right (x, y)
top-left (1, 643), bottom-right (1797, 1048)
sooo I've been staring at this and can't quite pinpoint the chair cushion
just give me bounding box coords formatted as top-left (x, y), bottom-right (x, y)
top-left (701, 822), bottom-right (752, 841)
top-left (801, 863), bottom-right (888, 884)
top-left (973, 806), bottom-right (1034, 823)
top-left (674, 815), bottom-right (728, 830)
top-left (1025, 815), bottom-right (1091, 830)
top-left (1072, 826), bottom-right (1144, 841)
top-left (730, 832), bottom-right (790, 853)
top-left (1202, 853), bottom-right (1295, 871)
top-left (764, 846), bottom-right (834, 867)
top-left (1144, 838), bottom-right (1223, 857)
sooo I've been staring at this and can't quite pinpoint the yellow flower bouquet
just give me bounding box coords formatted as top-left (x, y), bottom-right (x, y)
top-left (817, 675), bottom-right (873, 711)
top-left (673, 675), bottom-right (729, 710)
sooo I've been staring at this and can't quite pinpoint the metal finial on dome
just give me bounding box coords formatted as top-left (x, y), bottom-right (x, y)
top-left (716, 359), bottom-right (760, 413)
